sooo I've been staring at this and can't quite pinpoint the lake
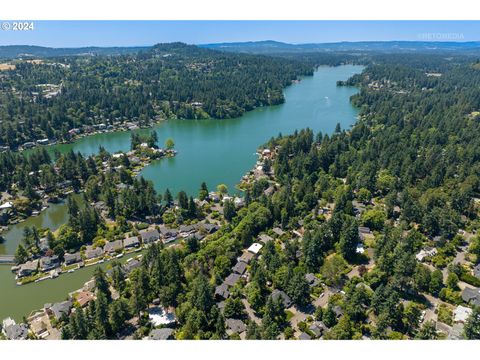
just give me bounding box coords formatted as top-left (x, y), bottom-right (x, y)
top-left (0, 65), bottom-right (363, 321)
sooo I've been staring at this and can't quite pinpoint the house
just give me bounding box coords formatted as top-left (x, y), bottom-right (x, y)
top-left (225, 318), bottom-right (246, 335)
top-left (148, 306), bottom-right (176, 326)
top-left (298, 332), bottom-right (312, 340)
top-left (17, 259), bottom-right (39, 277)
top-left (238, 251), bottom-right (254, 264)
top-left (149, 328), bottom-right (174, 340)
top-left (124, 259), bottom-right (141, 274)
top-left (40, 255), bottom-right (59, 271)
top-left (224, 273), bottom-right (242, 287)
top-left (453, 305), bottom-right (472, 323)
top-left (3, 322), bottom-right (29, 340)
top-left (358, 226), bottom-right (372, 237)
top-left (309, 321), bottom-right (328, 338)
top-left (258, 234), bottom-right (274, 244)
top-left (104, 239), bottom-right (123, 254)
top-left (179, 224), bottom-right (196, 237)
top-left (415, 247), bottom-right (437, 262)
top-left (85, 246), bottom-right (104, 260)
top-left (447, 323), bottom-right (465, 340)
top-left (247, 243), bottom-right (263, 255)
top-left (64, 252), bottom-right (81, 265)
top-left (356, 243), bottom-right (365, 254)
top-left (271, 289), bottom-right (292, 308)
top-left (461, 287), bottom-right (480, 307)
top-left (272, 227), bottom-right (285, 237)
top-left (140, 229), bottom-right (160, 244)
top-left (208, 192), bottom-right (220, 202)
top-left (203, 223), bottom-right (219, 234)
top-left (264, 186), bottom-right (275, 197)
top-left (46, 300), bottom-right (72, 321)
top-left (124, 236), bottom-right (140, 249)
top-left (473, 264), bottom-right (480, 279)
top-left (159, 228), bottom-right (178, 243)
top-left (215, 283), bottom-right (230, 299)
top-left (333, 305), bottom-right (344, 318)
top-left (234, 197), bottom-right (245, 208)
top-left (75, 291), bottom-right (95, 308)
top-left (305, 273), bottom-right (320, 287)
top-left (232, 261), bottom-right (247, 275)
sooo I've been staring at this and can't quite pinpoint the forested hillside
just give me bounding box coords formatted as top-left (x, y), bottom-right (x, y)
top-left (0, 43), bottom-right (313, 149)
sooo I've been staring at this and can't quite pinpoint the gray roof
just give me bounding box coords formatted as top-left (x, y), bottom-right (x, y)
top-left (461, 287), bottom-right (480, 306)
top-left (239, 251), bottom-right (254, 264)
top-left (258, 234), bottom-right (274, 244)
top-left (124, 259), bottom-right (141, 273)
top-left (272, 227), bottom-right (285, 236)
top-left (473, 264), bottom-right (480, 279)
top-left (124, 236), bottom-right (140, 248)
top-left (225, 318), bottom-right (246, 334)
top-left (5, 323), bottom-right (29, 340)
top-left (149, 328), bottom-right (174, 340)
top-left (85, 246), bottom-right (104, 259)
top-left (141, 229), bottom-right (160, 242)
top-left (215, 283), bottom-right (230, 299)
top-left (309, 321), bottom-right (327, 337)
top-left (49, 300), bottom-right (72, 320)
top-left (224, 273), bottom-right (241, 287)
top-left (271, 289), bottom-right (292, 308)
top-left (64, 252), bottom-right (81, 264)
top-left (232, 261), bottom-right (247, 275)
top-left (104, 239), bottom-right (123, 253)
top-left (305, 273), bottom-right (320, 286)
top-left (298, 332), bottom-right (312, 340)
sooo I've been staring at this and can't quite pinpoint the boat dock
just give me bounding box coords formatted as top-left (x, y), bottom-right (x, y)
top-left (0, 255), bottom-right (15, 264)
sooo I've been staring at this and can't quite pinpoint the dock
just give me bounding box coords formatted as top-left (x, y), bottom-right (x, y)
top-left (0, 255), bottom-right (15, 264)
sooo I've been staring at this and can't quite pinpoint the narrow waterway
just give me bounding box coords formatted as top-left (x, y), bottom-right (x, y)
top-left (0, 65), bottom-right (363, 322)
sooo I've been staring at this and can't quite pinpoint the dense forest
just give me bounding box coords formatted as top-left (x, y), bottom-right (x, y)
top-left (0, 43), bottom-right (317, 148)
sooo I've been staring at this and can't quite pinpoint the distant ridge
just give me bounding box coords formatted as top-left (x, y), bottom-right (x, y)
top-left (0, 45), bottom-right (150, 58)
top-left (2, 40), bottom-right (480, 58)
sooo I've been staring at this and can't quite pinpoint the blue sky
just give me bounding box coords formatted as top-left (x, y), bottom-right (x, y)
top-left (1, 21), bottom-right (479, 47)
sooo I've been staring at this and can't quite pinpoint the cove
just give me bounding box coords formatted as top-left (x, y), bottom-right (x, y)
top-left (0, 65), bottom-right (363, 321)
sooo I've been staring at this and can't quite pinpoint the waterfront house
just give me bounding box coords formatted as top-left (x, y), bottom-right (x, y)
top-left (64, 252), bottom-right (81, 266)
top-left (124, 236), bottom-right (140, 249)
top-left (3, 322), bottom-right (29, 340)
top-left (234, 197), bottom-right (245, 208)
top-left (208, 192), bottom-right (220, 202)
top-left (271, 289), bottom-right (293, 308)
top-left (140, 229), bottom-right (160, 244)
top-left (104, 239), bottom-right (123, 254)
top-left (149, 328), bottom-right (174, 340)
top-left (264, 186), bottom-right (275, 197)
top-left (159, 227), bottom-right (178, 242)
top-left (17, 259), bottom-right (39, 277)
top-left (75, 291), bottom-right (95, 308)
top-left (85, 246), bottom-right (104, 260)
top-left (46, 300), bottom-right (72, 321)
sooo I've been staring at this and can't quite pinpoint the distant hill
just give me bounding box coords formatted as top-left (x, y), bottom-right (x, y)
top-left (0, 45), bottom-right (150, 59)
top-left (201, 40), bottom-right (480, 54)
top-left (2, 41), bottom-right (480, 59)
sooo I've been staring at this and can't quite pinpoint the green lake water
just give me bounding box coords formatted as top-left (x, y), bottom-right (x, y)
top-left (0, 65), bottom-right (363, 321)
